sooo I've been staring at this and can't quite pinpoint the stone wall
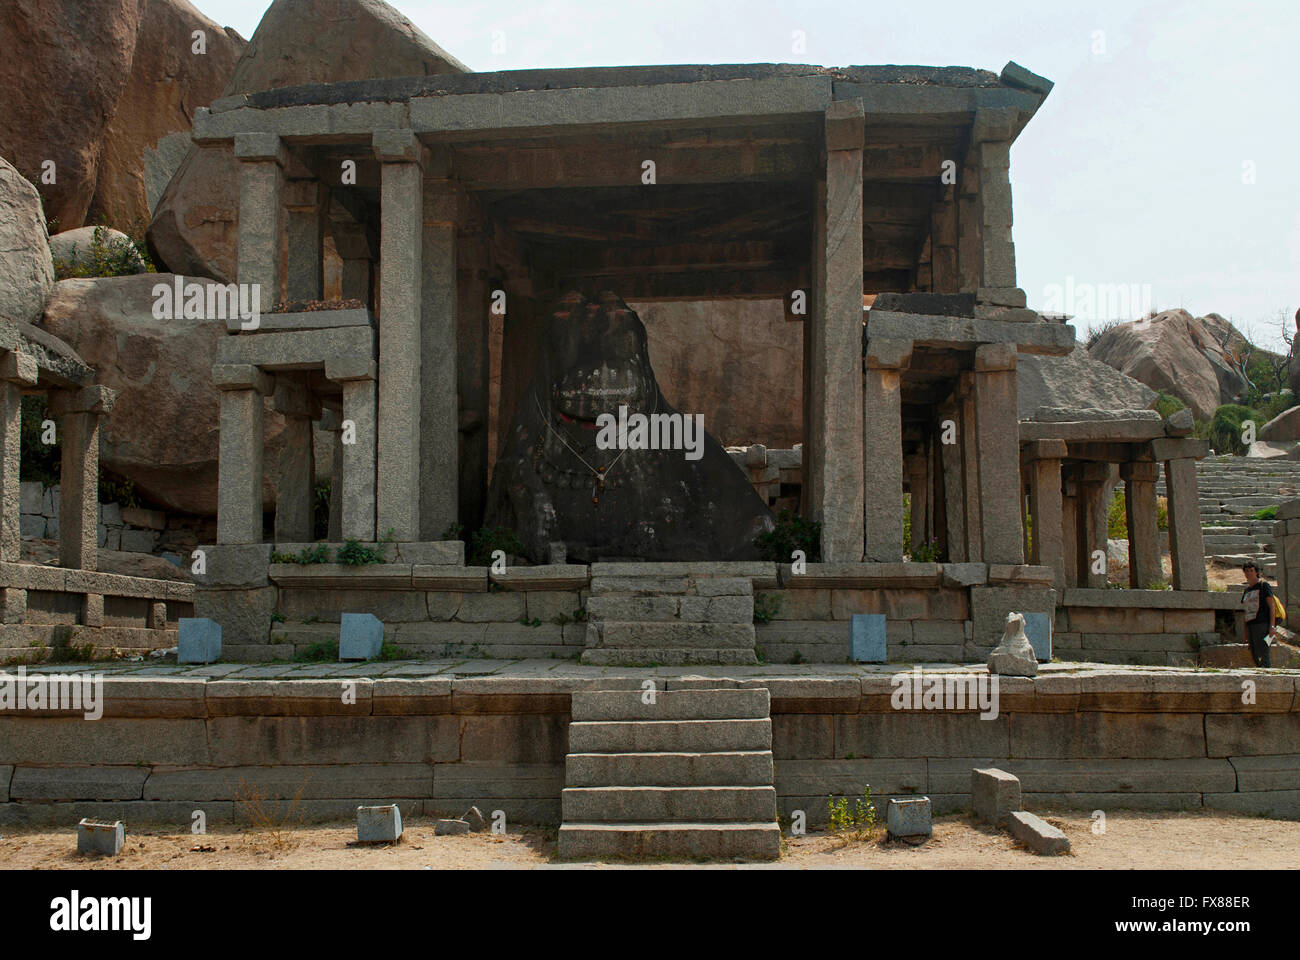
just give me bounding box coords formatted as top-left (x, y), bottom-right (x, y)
top-left (1055, 588), bottom-right (1240, 666)
top-left (0, 672), bottom-right (1295, 827)
top-left (19, 481), bottom-right (170, 555)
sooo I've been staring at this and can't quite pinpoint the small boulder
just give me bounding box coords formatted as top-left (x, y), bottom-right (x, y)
top-left (987, 611), bottom-right (1038, 677)
top-left (462, 806), bottom-right (486, 832)
top-left (434, 818), bottom-right (471, 836)
top-left (49, 226), bottom-right (146, 277)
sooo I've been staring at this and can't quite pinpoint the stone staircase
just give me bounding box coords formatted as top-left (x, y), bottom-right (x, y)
top-left (557, 686), bottom-right (781, 861)
top-left (580, 574), bottom-right (757, 665)
top-left (1159, 456), bottom-right (1300, 572)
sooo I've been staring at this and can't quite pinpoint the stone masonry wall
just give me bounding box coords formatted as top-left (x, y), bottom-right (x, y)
top-left (0, 673), bottom-right (1296, 827)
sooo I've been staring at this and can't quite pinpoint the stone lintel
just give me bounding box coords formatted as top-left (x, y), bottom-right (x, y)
top-left (863, 337), bottom-right (912, 370)
top-left (1149, 437), bottom-right (1210, 462)
top-left (423, 179), bottom-right (464, 226)
top-left (215, 326), bottom-right (376, 371)
top-left (48, 384), bottom-right (116, 416)
top-left (233, 132), bottom-right (286, 164)
top-left (974, 343), bottom-right (1016, 372)
top-left (971, 106), bottom-right (1018, 143)
top-left (1019, 419), bottom-right (1166, 442)
top-left (1074, 461), bottom-right (1111, 483)
top-left (1021, 438), bottom-right (1067, 461)
top-left (825, 97), bottom-right (865, 151)
top-left (1120, 461), bottom-right (1161, 483)
top-left (211, 363), bottom-right (272, 394)
top-left (0, 351), bottom-right (38, 386)
top-left (865, 310), bottom-right (1075, 355)
top-left (325, 357), bottom-right (377, 382)
top-left (282, 178), bottom-right (327, 209)
top-left (373, 128), bottom-right (425, 165)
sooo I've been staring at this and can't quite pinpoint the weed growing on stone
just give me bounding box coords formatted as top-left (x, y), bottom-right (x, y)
top-left (468, 526), bottom-right (525, 566)
top-left (753, 592), bottom-right (781, 624)
top-left (336, 538), bottom-right (386, 565)
top-left (271, 543), bottom-right (330, 564)
top-left (293, 641), bottom-right (335, 663)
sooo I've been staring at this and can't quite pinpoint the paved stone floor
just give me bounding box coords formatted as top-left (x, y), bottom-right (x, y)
top-left (7, 657), bottom-right (1294, 680)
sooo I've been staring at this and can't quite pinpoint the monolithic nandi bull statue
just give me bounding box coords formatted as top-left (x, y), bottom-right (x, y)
top-left (486, 291), bottom-right (775, 563)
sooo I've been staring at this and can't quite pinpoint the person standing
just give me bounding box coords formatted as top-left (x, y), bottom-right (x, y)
top-left (1240, 561), bottom-right (1276, 668)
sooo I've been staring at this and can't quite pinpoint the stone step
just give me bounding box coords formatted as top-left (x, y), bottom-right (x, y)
top-left (571, 688), bottom-right (770, 721)
top-left (593, 621), bottom-right (756, 648)
top-left (580, 647), bottom-right (759, 666)
top-left (557, 821), bottom-right (781, 860)
top-left (586, 595), bottom-right (753, 623)
top-left (568, 718), bottom-right (772, 753)
top-left (565, 750), bottom-right (774, 787)
top-left (562, 785), bottom-right (777, 822)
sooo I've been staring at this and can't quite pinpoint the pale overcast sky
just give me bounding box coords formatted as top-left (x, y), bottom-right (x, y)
top-left (206, 0), bottom-right (1298, 349)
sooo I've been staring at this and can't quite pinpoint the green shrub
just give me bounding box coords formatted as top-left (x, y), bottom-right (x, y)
top-left (1254, 505), bottom-right (1279, 520)
top-left (467, 526), bottom-right (525, 566)
top-left (336, 538), bottom-right (387, 566)
top-left (312, 479), bottom-right (331, 540)
top-left (1203, 404), bottom-right (1259, 456)
top-left (755, 508), bottom-right (821, 563)
top-left (271, 543), bottom-right (331, 565)
top-left (52, 225), bottom-right (153, 279)
top-left (1154, 393), bottom-right (1186, 418)
top-left (753, 593), bottom-right (781, 624)
top-left (1108, 491), bottom-right (1170, 539)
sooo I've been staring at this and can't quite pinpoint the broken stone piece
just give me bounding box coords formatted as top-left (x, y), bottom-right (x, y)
top-left (462, 806), bottom-right (486, 832)
top-left (435, 818), bottom-right (471, 836)
top-left (986, 611), bottom-right (1038, 677)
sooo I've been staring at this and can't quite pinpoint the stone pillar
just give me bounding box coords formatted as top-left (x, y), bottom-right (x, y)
top-left (332, 220), bottom-right (376, 306)
top-left (213, 364), bottom-right (269, 545)
top-left (905, 454), bottom-right (928, 556)
top-left (326, 358), bottom-right (377, 542)
top-left (0, 351), bottom-right (36, 564)
top-left (373, 129), bottom-right (424, 541)
top-left (862, 338), bottom-right (910, 562)
top-left (284, 179), bottom-right (327, 302)
top-left (930, 187), bottom-right (959, 293)
top-left (973, 344), bottom-right (1022, 563)
top-left (939, 403), bottom-right (966, 562)
top-left (956, 158), bottom-right (981, 293)
top-left (420, 173), bottom-right (459, 540)
top-left (1157, 438), bottom-right (1210, 591)
top-left (47, 385), bottom-right (114, 575)
top-left (1062, 479), bottom-right (1079, 587)
top-left (272, 376), bottom-right (320, 543)
top-left (958, 374), bottom-right (982, 562)
top-left (1024, 440), bottom-right (1067, 591)
top-left (319, 407), bottom-right (344, 541)
top-left (971, 108), bottom-right (1018, 291)
top-left (810, 99), bottom-right (865, 561)
top-left (1122, 460), bottom-right (1163, 589)
top-left (234, 133), bottom-right (286, 304)
top-left (929, 434), bottom-right (946, 557)
top-left (1076, 463), bottom-right (1110, 589)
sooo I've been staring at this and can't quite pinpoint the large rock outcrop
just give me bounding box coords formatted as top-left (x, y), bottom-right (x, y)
top-left (0, 0), bottom-right (243, 233)
top-left (148, 0), bottom-right (468, 280)
top-left (1088, 309), bottom-right (1249, 420)
top-left (40, 273), bottom-right (302, 515)
top-left (1018, 345), bottom-right (1157, 421)
top-left (487, 291), bottom-right (775, 563)
top-left (0, 158), bottom-right (57, 324)
top-left (0, 0), bottom-right (146, 231)
top-left (91, 0), bottom-right (246, 232)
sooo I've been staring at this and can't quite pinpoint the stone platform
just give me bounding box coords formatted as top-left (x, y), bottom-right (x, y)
top-left (1, 659), bottom-right (1297, 836)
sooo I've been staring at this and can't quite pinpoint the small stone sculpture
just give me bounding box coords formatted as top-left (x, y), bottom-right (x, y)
top-left (987, 611), bottom-right (1038, 677)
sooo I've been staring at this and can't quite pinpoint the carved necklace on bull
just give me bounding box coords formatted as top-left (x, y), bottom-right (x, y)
top-left (532, 388), bottom-right (660, 506)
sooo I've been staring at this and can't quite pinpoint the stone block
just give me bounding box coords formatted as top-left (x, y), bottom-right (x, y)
top-left (886, 796), bottom-right (932, 839)
top-left (524, 591), bottom-right (582, 623)
top-left (339, 612), bottom-right (383, 660)
top-left (19, 482), bottom-right (43, 515)
top-left (1010, 713), bottom-right (1205, 758)
top-left (851, 613), bottom-right (886, 662)
top-left (971, 767), bottom-right (1020, 825)
top-left (193, 543), bottom-right (273, 588)
top-left (178, 617), bottom-right (221, 663)
top-left (435, 818), bottom-right (471, 835)
top-left (19, 515), bottom-right (43, 538)
top-left (462, 805), bottom-right (487, 832)
top-left (1007, 810), bottom-right (1069, 855)
top-left (120, 529), bottom-right (160, 553)
top-left (277, 586), bottom-right (426, 623)
top-left (356, 804), bottom-right (402, 843)
top-left (1022, 611), bottom-right (1052, 661)
top-left (77, 818), bottom-right (125, 856)
top-left (121, 507), bottom-right (165, 530)
top-left (396, 541), bottom-right (464, 565)
top-left (10, 766), bottom-right (149, 801)
top-left (456, 591), bottom-right (526, 622)
top-left (679, 595), bottom-right (753, 623)
top-left (194, 586), bottom-right (276, 643)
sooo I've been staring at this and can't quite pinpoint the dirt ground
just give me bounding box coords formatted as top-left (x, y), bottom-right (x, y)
top-left (5, 810), bottom-right (1296, 869)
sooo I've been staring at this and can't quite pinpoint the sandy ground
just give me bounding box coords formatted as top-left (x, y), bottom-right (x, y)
top-left (5, 810), bottom-right (1296, 869)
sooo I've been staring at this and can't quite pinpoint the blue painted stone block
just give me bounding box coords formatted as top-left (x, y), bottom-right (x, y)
top-left (357, 804), bottom-right (402, 843)
top-left (1023, 611), bottom-right (1053, 662)
top-left (886, 796), bottom-right (932, 838)
top-left (851, 613), bottom-right (887, 663)
top-left (339, 612), bottom-right (383, 661)
top-left (177, 617), bottom-right (221, 664)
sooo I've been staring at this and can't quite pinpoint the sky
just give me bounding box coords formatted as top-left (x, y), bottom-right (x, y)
top-left (207, 0), bottom-right (1298, 349)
